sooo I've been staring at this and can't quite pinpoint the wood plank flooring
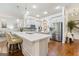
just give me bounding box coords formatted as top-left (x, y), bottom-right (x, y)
top-left (48, 40), bottom-right (79, 56)
top-left (8, 50), bottom-right (24, 56)
top-left (0, 37), bottom-right (79, 56)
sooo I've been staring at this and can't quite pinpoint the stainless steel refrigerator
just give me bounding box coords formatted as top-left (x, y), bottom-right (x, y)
top-left (51, 22), bottom-right (63, 42)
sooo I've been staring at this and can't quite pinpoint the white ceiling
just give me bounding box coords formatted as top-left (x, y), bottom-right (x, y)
top-left (0, 3), bottom-right (78, 19)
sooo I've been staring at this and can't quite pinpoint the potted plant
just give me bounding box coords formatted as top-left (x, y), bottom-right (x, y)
top-left (68, 20), bottom-right (76, 33)
top-left (67, 20), bottom-right (76, 43)
top-left (20, 27), bottom-right (24, 32)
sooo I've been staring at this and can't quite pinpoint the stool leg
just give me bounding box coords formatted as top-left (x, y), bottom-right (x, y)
top-left (9, 44), bottom-right (11, 51)
top-left (16, 44), bottom-right (19, 49)
top-left (6, 43), bottom-right (9, 51)
top-left (12, 44), bottom-right (14, 55)
top-left (12, 44), bottom-right (15, 51)
top-left (9, 44), bottom-right (13, 55)
top-left (20, 43), bottom-right (22, 50)
top-left (13, 44), bottom-right (17, 50)
top-left (18, 43), bottom-right (22, 50)
top-left (18, 43), bottom-right (20, 49)
top-left (14, 44), bottom-right (17, 50)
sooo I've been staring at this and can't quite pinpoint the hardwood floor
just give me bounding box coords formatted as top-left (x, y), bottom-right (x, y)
top-left (1, 37), bottom-right (79, 56)
top-left (8, 50), bottom-right (24, 56)
top-left (48, 40), bottom-right (79, 56)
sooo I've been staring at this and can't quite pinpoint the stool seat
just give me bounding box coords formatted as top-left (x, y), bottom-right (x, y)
top-left (7, 38), bottom-right (23, 44)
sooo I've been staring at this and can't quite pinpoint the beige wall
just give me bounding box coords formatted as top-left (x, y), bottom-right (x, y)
top-left (65, 7), bottom-right (79, 39)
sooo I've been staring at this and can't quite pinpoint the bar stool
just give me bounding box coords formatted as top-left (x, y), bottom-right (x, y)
top-left (5, 32), bottom-right (23, 54)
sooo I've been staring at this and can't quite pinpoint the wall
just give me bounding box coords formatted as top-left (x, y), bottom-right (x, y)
top-left (41, 12), bottom-right (64, 42)
top-left (41, 13), bottom-right (63, 32)
top-left (0, 10), bottom-right (65, 42)
top-left (24, 12), bottom-right (64, 42)
top-left (24, 16), bottom-right (40, 32)
top-left (23, 12), bottom-right (64, 33)
top-left (0, 18), bottom-right (16, 28)
top-left (0, 17), bottom-right (24, 31)
top-left (65, 7), bottom-right (79, 39)
top-left (24, 16), bottom-right (39, 26)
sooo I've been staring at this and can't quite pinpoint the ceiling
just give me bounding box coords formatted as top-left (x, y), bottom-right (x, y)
top-left (0, 3), bottom-right (79, 19)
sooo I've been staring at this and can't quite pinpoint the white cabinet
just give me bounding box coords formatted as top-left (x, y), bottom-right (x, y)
top-left (13, 32), bottom-right (50, 56)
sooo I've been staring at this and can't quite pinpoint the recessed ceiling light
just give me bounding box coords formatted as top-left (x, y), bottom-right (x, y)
top-left (36, 15), bottom-right (40, 17)
top-left (32, 5), bottom-right (37, 9)
top-left (26, 11), bottom-right (29, 15)
top-left (55, 6), bottom-right (61, 9)
top-left (44, 11), bottom-right (48, 14)
top-left (16, 19), bottom-right (19, 22)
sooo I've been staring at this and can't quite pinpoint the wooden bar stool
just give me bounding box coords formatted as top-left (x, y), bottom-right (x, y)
top-left (5, 32), bottom-right (23, 54)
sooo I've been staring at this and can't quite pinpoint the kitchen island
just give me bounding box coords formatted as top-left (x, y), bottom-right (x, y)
top-left (13, 32), bottom-right (50, 56)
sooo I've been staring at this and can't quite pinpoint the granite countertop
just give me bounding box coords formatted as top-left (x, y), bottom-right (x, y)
top-left (13, 32), bottom-right (51, 42)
